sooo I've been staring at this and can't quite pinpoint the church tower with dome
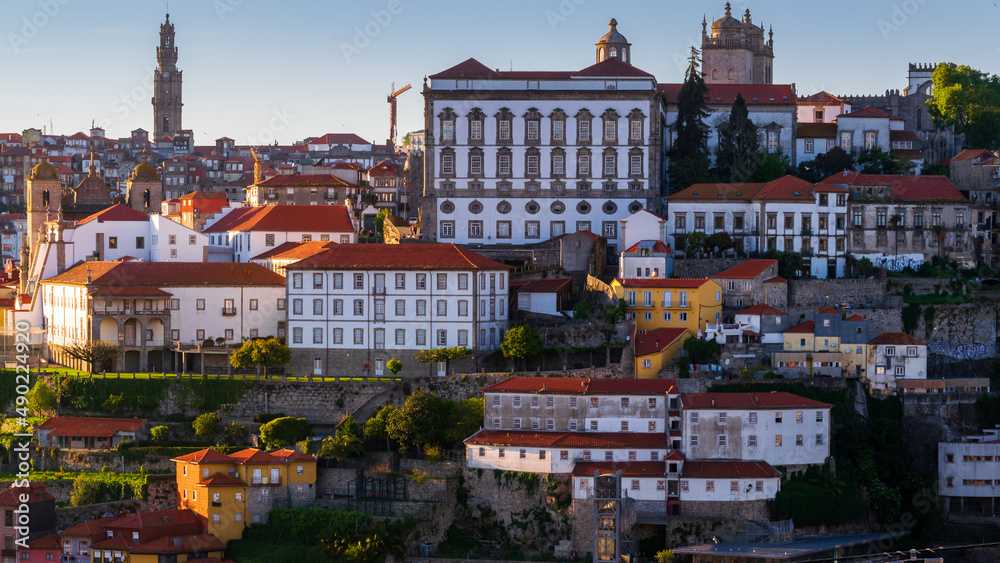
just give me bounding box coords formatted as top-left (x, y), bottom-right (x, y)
top-left (127, 153), bottom-right (162, 213)
top-left (152, 14), bottom-right (183, 139)
top-left (595, 19), bottom-right (632, 64)
top-left (701, 2), bottom-right (774, 84)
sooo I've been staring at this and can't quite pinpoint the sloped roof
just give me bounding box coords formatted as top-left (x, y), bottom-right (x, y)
top-left (870, 332), bottom-right (926, 346)
top-left (845, 314), bottom-right (866, 322)
top-left (203, 205), bottom-right (354, 234)
top-left (515, 278), bottom-right (572, 294)
top-left (270, 448), bottom-right (317, 462)
top-left (785, 321), bottom-right (815, 334)
top-left (839, 106), bottom-right (904, 120)
top-left (171, 448), bottom-right (235, 464)
top-left (88, 287), bottom-right (173, 297)
top-left (735, 304), bottom-right (788, 316)
top-left (571, 57), bottom-right (654, 79)
top-left (76, 204), bottom-right (150, 226)
top-left (952, 149), bottom-right (996, 163)
top-left (0, 484), bottom-right (52, 505)
top-left (667, 183), bottom-right (763, 202)
top-left (310, 133), bottom-right (371, 146)
top-left (45, 262), bottom-right (285, 287)
top-left (430, 58), bottom-right (502, 80)
top-left (818, 172), bottom-right (966, 201)
top-left (623, 240), bottom-right (673, 254)
top-left (658, 83), bottom-right (796, 105)
top-left (756, 175), bottom-right (821, 201)
top-left (614, 278), bottom-right (716, 289)
top-left (198, 473), bottom-right (246, 487)
top-left (763, 276), bottom-right (787, 284)
top-left (798, 91), bottom-right (844, 104)
top-left (634, 327), bottom-right (691, 357)
top-left (61, 517), bottom-right (116, 536)
top-left (464, 429), bottom-right (671, 449)
top-left (429, 57), bottom-right (654, 81)
top-left (890, 130), bottom-right (920, 142)
top-left (797, 123), bottom-right (837, 139)
top-left (250, 240), bottom-right (338, 262)
top-left (818, 307), bottom-right (841, 315)
top-left (128, 534), bottom-right (226, 555)
top-left (286, 243), bottom-right (507, 271)
top-left (228, 448), bottom-right (283, 464)
top-left (368, 160), bottom-right (399, 175)
top-left (712, 259), bottom-right (777, 280)
top-left (482, 376), bottom-right (678, 395)
top-left (106, 509), bottom-right (203, 530)
top-left (681, 392), bottom-right (832, 409)
top-left (254, 173), bottom-right (351, 187)
top-left (37, 416), bottom-right (146, 437)
top-left (682, 460), bottom-right (782, 479)
top-left (572, 462), bottom-right (665, 477)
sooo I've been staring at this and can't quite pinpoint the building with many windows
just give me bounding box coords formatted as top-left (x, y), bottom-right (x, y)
top-left (284, 243), bottom-right (509, 378)
top-left (939, 429), bottom-right (1000, 515)
top-left (610, 277), bottom-right (722, 333)
top-left (202, 204), bottom-right (355, 263)
top-left (866, 332), bottom-right (928, 393)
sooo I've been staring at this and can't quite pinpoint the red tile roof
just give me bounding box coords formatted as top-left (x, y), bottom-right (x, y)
top-left (614, 278), bottom-right (716, 289)
top-left (38, 416), bottom-right (146, 437)
top-left (681, 392), bottom-right (832, 409)
top-left (465, 429), bottom-right (671, 449)
top-left (712, 259), bottom-right (777, 280)
top-left (203, 205), bottom-right (354, 234)
top-left (105, 509), bottom-right (203, 530)
top-left (634, 328), bottom-right (691, 357)
top-left (756, 175), bottom-right (822, 201)
top-left (250, 241), bottom-right (338, 262)
top-left (572, 462), bottom-right (666, 477)
top-left (763, 276), bottom-right (786, 284)
top-left (129, 534), bottom-right (226, 555)
top-left (845, 314), bottom-right (866, 322)
top-left (88, 287), bottom-right (173, 297)
top-left (515, 278), bottom-right (572, 294)
top-left (870, 332), bottom-right (926, 346)
top-left (61, 517), bottom-right (116, 536)
top-left (229, 448), bottom-right (282, 464)
top-left (890, 130), bottom-right (920, 142)
top-left (735, 304), bottom-right (787, 316)
top-left (682, 460), bottom-right (781, 479)
top-left (952, 149), bottom-right (996, 163)
top-left (286, 243), bottom-right (507, 271)
top-left (667, 183), bottom-right (764, 202)
top-left (198, 474), bottom-right (245, 487)
top-left (571, 57), bottom-right (655, 79)
top-left (430, 58), bottom-right (502, 80)
top-left (483, 376), bottom-right (679, 395)
top-left (818, 307), bottom-right (841, 315)
top-left (665, 450), bottom-right (685, 461)
top-left (839, 106), bottom-right (904, 120)
top-left (270, 448), bottom-right (317, 462)
top-left (368, 160), bottom-right (399, 175)
top-left (45, 262), bottom-right (285, 287)
top-left (785, 321), bottom-right (815, 334)
top-left (254, 173), bottom-right (351, 187)
top-left (179, 191), bottom-right (227, 201)
top-left (623, 241), bottom-right (673, 254)
top-left (819, 172), bottom-right (966, 201)
top-left (91, 536), bottom-right (134, 550)
top-left (0, 484), bottom-right (52, 505)
top-left (76, 204), bottom-right (150, 226)
top-left (797, 123), bottom-right (837, 139)
top-left (171, 448), bottom-right (236, 464)
top-left (798, 91), bottom-right (843, 104)
top-left (309, 134), bottom-right (371, 146)
top-left (659, 83), bottom-right (796, 105)
top-left (27, 534), bottom-right (61, 550)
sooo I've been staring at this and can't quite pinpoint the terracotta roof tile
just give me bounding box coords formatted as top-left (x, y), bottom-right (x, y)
top-left (45, 262), bottom-right (284, 287)
top-left (129, 534), bottom-right (226, 555)
top-left (665, 450), bottom-right (685, 460)
top-left (250, 241), bottom-right (338, 262)
top-left (38, 416), bottom-right (146, 437)
top-left (254, 173), bottom-right (351, 187)
top-left (840, 106), bottom-right (904, 120)
top-left (682, 460), bottom-right (781, 479)
top-left (623, 240), bottom-right (672, 254)
top-left (798, 91), bottom-right (844, 104)
top-left (465, 429), bottom-right (671, 449)
top-left (845, 314), bottom-right (866, 322)
top-left (228, 448), bottom-right (282, 464)
top-left (76, 204), bottom-right (150, 226)
top-left (269, 448), bottom-right (317, 462)
top-left (952, 149), bottom-right (996, 163)
top-left (870, 332), bottom-right (926, 346)
top-left (203, 205), bottom-right (354, 234)
top-left (88, 287), bottom-right (173, 297)
top-left (819, 172), bottom-right (965, 201)
top-left (659, 83), bottom-right (796, 106)
top-left (712, 260), bottom-right (777, 280)
top-left (482, 376), bottom-right (679, 396)
top-left (105, 509), bottom-right (202, 530)
top-left (615, 278), bottom-right (716, 289)
top-left (667, 183), bottom-right (763, 202)
top-left (285, 243), bottom-right (508, 271)
top-left (198, 473), bottom-right (245, 487)
top-left (763, 276), bottom-right (786, 284)
top-left (634, 328), bottom-right (691, 357)
top-left (515, 278), bottom-right (572, 294)
top-left (756, 175), bottom-right (822, 201)
top-left (0, 484), bottom-right (52, 505)
top-left (785, 321), bottom-right (815, 334)
top-left (571, 57), bottom-right (654, 79)
top-left (735, 304), bottom-right (787, 316)
top-left (171, 448), bottom-right (236, 464)
top-left (27, 534), bottom-right (61, 550)
top-left (61, 517), bottom-right (116, 536)
top-left (681, 392), bottom-right (832, 409)
top-left (572, 461), bottom-right (666, 477)
top-left (890, 130), bottom-right (920, 142)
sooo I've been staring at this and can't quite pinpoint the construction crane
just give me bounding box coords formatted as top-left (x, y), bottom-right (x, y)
top-left (387, 82), bottom-right (411, 148)
top-left (249, 147), bottom-right (262, 185)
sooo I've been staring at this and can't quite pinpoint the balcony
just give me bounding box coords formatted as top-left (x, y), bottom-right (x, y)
top-left (250, 476), bottom-right (281, 486)
top-left (222, 307), bottom-right (237, 316)
top-left (93, 308), bottom-right (168, 316)
top-left (212, 501), bottom-right (222, 507)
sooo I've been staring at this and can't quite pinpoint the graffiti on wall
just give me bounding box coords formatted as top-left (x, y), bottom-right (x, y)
top-left (856, 253), bottom-right (924, 272)
top-left (929, 341), bottom-right (991, 360)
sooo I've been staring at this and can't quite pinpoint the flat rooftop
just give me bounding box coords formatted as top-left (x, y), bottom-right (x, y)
top-left (672, 531), bottom-right (907, 560)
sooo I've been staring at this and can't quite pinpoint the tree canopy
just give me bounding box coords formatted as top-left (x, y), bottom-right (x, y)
top-left (668, 47), bottom-right (713, 191)
top-left (714, 93), bottom-right (760, 182)
top-left (64, 341), bottom-right (120, 373)
top-left (682, 337), bottom-right (721, 364)
top-left (26, 379), bottom-right (57, 416)
top-left (230, 337), bottom-right (290, 376)
top-left (857, 147), bottom-right (913, 175)
top-left (927, 63), bottom-right (1000, 150)
top-left (259, 416), bottom-right (313, 449)
top-left (500, 326), bottom-right (544, 367)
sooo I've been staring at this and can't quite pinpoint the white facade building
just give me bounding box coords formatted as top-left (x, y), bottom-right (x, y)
top-left (939, 429), bottom-right (1000, 515)
top-left (284, 243), bottom-right (509, 378)
top-left (202, 205), bottom-right (355, 263)
top-left (681, 392), bottom-right (832, 468)
top-left (866, 332), bottom-right (928, 393)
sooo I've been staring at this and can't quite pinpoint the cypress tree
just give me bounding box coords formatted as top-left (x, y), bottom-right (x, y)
top-left (668, 47), bottom-right (713, 192)
top-left (714, 93), bottom-right (760, 182)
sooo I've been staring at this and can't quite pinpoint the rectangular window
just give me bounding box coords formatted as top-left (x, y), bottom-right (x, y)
top-left (553, 120), bottom-right (565, 141)
top-left (292, 328), bottom-right (302, 344)
top-left (690, 435), bottom-right (699, 447)
top-left (442, 120), bottom-right (454, 141)
top-left (312, 328), bottom-right (322, 344)
top-left (526, 154), bottom-right (539, 175)
top-left (578, 153), bottom-right (590, 175)
top-left (470, 120), bottom-right (482, 140)
top-left (629, 154), bottom-right (642, 175)
top-left (748, 435), bottom-right (757, 448)
top-left (395, 300), bottom-right (404, 316)
top-left (706, 480), bottom-right (715, 492)
top-left (436, 300), bottom-right (447, 316)
top-left (527, 120), bottom-right (539, 141)
top-left (354, 300), bottom-right (363, 315)
top-left (416, 300), bottom-right (426, 316)
top-left (603, 154), bottom-right (616, 175)
top-left (416, 329), bottom-right (426, 346)
top-left (552, 154), bottom-right (565, 175)
top-left (354, 329), bottom-right (364, 344)
top-left (499, 120), bottom-right (511, 141)
top-left (333, 328), bottom-right (343, 344)
top-left (604, 120), bottom-right (616, 141)
top-left (578, 120), bottom-right (590, 141)
top-left (437, 330), bottom-right (447, 346)
top-left (395, 329), bottom-right (405, 345)
top-left (526, 221), bottom-right (540, 239)
top-left (775, 435), bottom-right (783, 447)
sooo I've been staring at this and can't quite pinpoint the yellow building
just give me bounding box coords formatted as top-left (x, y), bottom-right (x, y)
top-left (172, 447), bottom-right (318, 543)
top-left (612, 278), bottom-right (722, 333)
top-left (633, 327), bottom-right (693, 378)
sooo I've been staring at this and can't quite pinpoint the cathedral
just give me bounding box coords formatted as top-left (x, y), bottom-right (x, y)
top-left (701, 2), bottom-right (774, 85)
top-left (152, 14), bottom-right (183, 139)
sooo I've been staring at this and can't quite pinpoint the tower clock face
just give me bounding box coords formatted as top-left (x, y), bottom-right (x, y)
top-left (163, 72), bottom-right (170, 78)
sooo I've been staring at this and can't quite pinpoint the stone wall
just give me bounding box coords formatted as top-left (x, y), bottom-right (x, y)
top-left (787, 278), bottom-right (892, 310)
top-left (673, 258), bottom-right (743, 279)
top-left (53, 475), bottom-right (176, 529)
top-left (315, 467), bottom-right (361, 497)
top-left (36, 448), bottom-right (177, 474)
top-left (913, 304), bottom-right (997, 360)
top-left (681, 499), bottom-right (769, 521)
top-left (0, 479), bottom-right (75, 503)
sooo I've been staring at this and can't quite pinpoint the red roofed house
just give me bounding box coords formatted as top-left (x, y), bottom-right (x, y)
top-left (706, 303), bottom-right (789, 346)
top-left (633, 327), bottom-right (692, 378)
top-left (284, 243), bottom-right (509, 377)
top-left (610, 277), bottom-right (722, 334)
top-left (772, 308), bottom-right (872, 378)
top-left (710, 259), bottom-right (784, 309)
top-left (40, 261), bottom-right (286, 373)
top-left (0, 484), bottom-right (56, 558)
top-left (866, 332), bottom-right (927, 393)
top-left (819, 172), bottom-right (972, 268)
top-left (202, 205), bottom-right (356, 263)
top-left (619, 240), bottom-right (674, 280)
top-left (513, 277), bottom-right (572, 317)
top-left (18, 533), bottom-right (59, 563)
top-left (667, 176), bottom-right (849, 278)
top-left (950, 149), bottom-right (998, 191)
top-left (36, 417), bottom-right (147, 450)
top-left (243, 173), bottom-right (360, 207)
top-left (367, 160), bottom-right (406, 214)
top-left (174, 191), bottom-right (228, 231)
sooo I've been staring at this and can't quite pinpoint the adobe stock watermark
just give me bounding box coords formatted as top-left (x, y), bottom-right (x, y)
top-left (11, 320), bottom-right (34, 549)
top-left (339, 0), bottom-right (404, 63)
top-left (246, 107), bottom-right (296, 146)
top-left (545, 0), bottom-right (587, 30)
top-left (8, 0), bottom-right (74, 54)
top-left (213, 0), bottom-right (244, 21)
top-left (878, 0), bottom-right (930, 41)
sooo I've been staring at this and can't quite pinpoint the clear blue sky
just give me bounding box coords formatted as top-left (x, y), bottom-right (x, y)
top-left (2, 0), bottom-right (998, 146)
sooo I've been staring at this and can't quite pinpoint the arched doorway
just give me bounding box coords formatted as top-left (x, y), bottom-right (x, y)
top-left (99, 318), bottom-right (119, 343)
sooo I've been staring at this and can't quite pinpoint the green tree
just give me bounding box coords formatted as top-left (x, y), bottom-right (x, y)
top-left (668, 47), bottom-right (714, 191)
top-left (604, 298), bottom-right (627, 324)
top-left (192, 413), bottom-right (219, 439)
top-left (501, 325), bottom-right (544, 369)
top-left (858, 147), bottom-right (912, 175)
top-left (750, 152), bottom-right (795, 182)
top-left (387, 390), bottom-right (451, 452)
top-left (63, 341), bottom-right (120, 373)
top-left (682, 336), bottom-right (721, 364)
top-left (229, 337), bottom-right (291, 377)
top-left (927, 64), bottom-right (1000, 149)
top-left (26, 379), bottom-right (57, 416)
top-left (714, 93), bottom-right (760, 181)
top-left (705, 231), bottom-right (734, 256)
top-left (684, 231), bottom-right (706, 256)
top-left (764, 249), bottom-right (805, 279)
top-left (655, 550), bottom-right (676, 563)
top-left (374, 208), bottom-right (391, 240)
top-left (414, 346), bottom-right (472, 376)
top-left (364, 405), bottom-right (400, 451)
top-left (386, 358), bottom-right (402, 377)
top-left (812, 146), bottom-right (856, 179)
top-left (319, 415), bottom-right (365, 460)
top-left (259, 416), bottom-right (313, 449)
top-left (572, 300), bottom-right (592, 319)
top-left (150, 425), bottom-right (169, 441)
top-left (445, 397), bottom-right (485, 445)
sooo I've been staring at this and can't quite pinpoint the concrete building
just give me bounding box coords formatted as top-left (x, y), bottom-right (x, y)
top-left (284, 243), bottom-right (509, 378)
top-left (772, 309), bottom-right (871, 378)
top-left (866, 332), bottom-right (928, 393)
top-left (611, 277), bottom-right (722, 333)
top-left (202, 205), bottom-right (355, 263)
top-left (819, 172), bottom-right (973, 268)
top-left (939, 429), bottom-right (1000, 515)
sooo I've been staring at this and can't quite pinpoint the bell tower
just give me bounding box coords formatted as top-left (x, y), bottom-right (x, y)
top-left (127, 154), bottom-right (163, 214)
top-left (152, 14), bottom-right (183, 139)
